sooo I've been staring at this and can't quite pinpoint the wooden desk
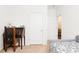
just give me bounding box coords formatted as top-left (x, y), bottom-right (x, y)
top-left (3, 26), bottom-right (25, 52)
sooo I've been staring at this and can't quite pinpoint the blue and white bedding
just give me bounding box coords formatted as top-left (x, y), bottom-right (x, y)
top-left (50, 40), bottom-right (79, 53)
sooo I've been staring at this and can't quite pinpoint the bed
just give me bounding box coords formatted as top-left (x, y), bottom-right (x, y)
top-left (50, 40), bottom-right (79, 53)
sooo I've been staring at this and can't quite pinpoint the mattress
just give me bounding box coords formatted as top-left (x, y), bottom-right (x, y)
top-left (50, 40), bottom-right (79, 53)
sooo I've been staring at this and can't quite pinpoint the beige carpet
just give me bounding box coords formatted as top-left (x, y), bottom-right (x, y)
top-left (0, 44), bottom-right (49, 53)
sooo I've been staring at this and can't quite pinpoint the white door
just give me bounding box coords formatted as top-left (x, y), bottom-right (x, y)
top-left (29, 13), bottom-right (43, 44)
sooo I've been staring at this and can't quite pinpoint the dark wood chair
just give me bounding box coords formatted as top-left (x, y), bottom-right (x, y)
top-left (3, 26), bottom-right (25, 52)
top-left (3, 27), bottom-right (14, 52)
top-left (15, 27), bottom-right (25, 49)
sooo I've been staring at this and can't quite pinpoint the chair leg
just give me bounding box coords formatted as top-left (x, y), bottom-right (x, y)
top-left (13, 48), bottom-right (15, 52)
top-left (4, 39), bottom-right (7, 52)
top-left (13, 27), bottom-right (16, 52)
top-left (21, 38), bottom-right (22, 50)
top-left (13, 45), bottom-right (16, 52)
top-left (4, 40), bottom-right (7, 52)
top-left (24, 36), bottom-right (25, 46)
top-left (13, 39), bottom-right (16, 52)
top-left (5, 43), bottom-right (7, 52)
top-left (18, 39), bottom-right (20, 47)
top-left (3, 33), bottom-right (7, 52)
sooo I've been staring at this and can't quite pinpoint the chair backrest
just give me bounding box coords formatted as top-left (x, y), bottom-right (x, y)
top-left (4, 26), bottom-right (13, 45)
top-left (4, 26), bottom-right (13, 38)
top-left (15, 28), bottom-right (24, 36)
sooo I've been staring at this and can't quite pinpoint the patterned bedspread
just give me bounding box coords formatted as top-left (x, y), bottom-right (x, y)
top-left (50, 40), bottom-right (79, 53)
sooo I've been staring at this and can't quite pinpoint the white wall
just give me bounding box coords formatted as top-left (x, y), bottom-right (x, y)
top-left (48, 6), bottom-right (57, 40)
top-left (48, 5), bottom-right (79, 40)
top-left (0, 5), bottom-right (48, 49)
top-left (0, 6), bottom-right (9, 49)
top-left (61, 5), bottom-right (79, 40)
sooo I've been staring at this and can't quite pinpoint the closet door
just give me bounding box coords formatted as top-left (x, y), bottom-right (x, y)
top-left (29, 13), bottom-right (43, 44)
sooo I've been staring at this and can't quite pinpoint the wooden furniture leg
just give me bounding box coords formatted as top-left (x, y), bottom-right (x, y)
top-left (4, 36), bottom-right (7, 52)
top-left (24, 28), bottom-right (25, 46)
top-left (21, 37), bottom-right (22, 49)
top-left (18, 39), bottom-right (20, 47)
top-left (24, 36), bottom-right (25, 46)
top-left (3, 34), bottom-right (5, 50)
top-left (13, 27), bottom-right (16, 52)
top-left (3, 32), bottom-right (7, 52)
top-left (5, 40), bottom-right (7, 52)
